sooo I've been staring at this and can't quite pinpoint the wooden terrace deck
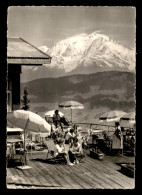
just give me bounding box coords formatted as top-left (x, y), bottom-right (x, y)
top-left (6, 150), bottom-right (135, 189)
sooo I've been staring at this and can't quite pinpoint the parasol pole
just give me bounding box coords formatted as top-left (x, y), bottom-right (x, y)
top-left (23, 117), bottom-right (29, 166)
top-left (16, 115), bottom-right (32, 170)
top-left (71, 107), bottom-right (72, 123)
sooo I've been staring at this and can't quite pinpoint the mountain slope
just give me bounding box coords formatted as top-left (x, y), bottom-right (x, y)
top-left (21, 71), bottom-right (135, 122)
top-left (21, 31), bottom-right (135, 82)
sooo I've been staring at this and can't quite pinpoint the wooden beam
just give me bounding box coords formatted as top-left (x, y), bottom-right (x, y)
top-left (7, 58), bottom-right (51, 65)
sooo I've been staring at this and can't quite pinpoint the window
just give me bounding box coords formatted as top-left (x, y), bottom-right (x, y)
top-left (7, 90), bottom-right (12, 112)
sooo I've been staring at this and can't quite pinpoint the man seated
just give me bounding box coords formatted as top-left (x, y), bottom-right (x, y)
top-left (60, 116), bottom-right (69, 126)
top-left (65, 128), bottom-right (76, 144)
top-left (55, 138), bottom-right (74, 166)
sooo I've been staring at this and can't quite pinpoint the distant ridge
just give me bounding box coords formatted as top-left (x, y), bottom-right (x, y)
top-left (21, 71), bottom-right (135, 122)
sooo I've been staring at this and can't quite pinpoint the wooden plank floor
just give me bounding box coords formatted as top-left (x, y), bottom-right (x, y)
top-left (6, 151), bottom-right (135, 189)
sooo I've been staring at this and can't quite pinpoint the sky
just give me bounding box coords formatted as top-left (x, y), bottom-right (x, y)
top-left (7, 6), bottom-right (136, 49)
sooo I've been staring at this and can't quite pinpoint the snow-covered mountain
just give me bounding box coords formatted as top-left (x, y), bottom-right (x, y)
top-left (38, 46), bottom-right (49, 53)
top-left (21, 31), bottom-right (135, 82)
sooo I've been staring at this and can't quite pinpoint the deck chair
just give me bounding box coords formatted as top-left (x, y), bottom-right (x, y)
top-left (43, 139), bottom-right (66, 164)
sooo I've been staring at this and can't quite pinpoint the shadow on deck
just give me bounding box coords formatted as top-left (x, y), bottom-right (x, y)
top-left (6, 151), bottom-right (135, 189)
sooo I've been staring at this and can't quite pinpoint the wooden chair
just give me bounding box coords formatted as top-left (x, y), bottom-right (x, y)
top-left (43, 139), bottom-right (66, 164)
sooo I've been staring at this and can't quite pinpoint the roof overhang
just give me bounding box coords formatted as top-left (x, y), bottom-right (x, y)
top-left (7, 57), bottom-right (51, 65)
top-left (7, 37), bottom-right (52, 66)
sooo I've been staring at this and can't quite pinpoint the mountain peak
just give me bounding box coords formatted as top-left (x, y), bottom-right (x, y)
top-left (88, 31), bottom-right (110, 41)
top-left (21, 31), bottom-right (135, 82)
top-left (59, 33), bottom-right (88, 43)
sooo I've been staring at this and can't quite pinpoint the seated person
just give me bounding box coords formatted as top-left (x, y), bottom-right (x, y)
top-left (50, 124), bottom-right (59, 139)
top-left (65, 128), bottom-right (76, 144)
top-left (55, 133), bottom-right (65, 143)
top-left (75, 132), bottom-right (82, 142)
top-left (73, 124), bottom-right (78, 134)
top-left (60, 116), bottom-right (69, 126)
top-left (68, 138), bottom-right (83, 164)
top-left (82, 137), bottom-right (88, 150)
top-left (92, 134), bottom-right (99, 145)
top-left (55, 138), bottom-right (74, 166)
top-left (130, 135), bottom-right (135, 147)
top-left (68, 137), bottom-right (74, 149)
top-left (88, 128), bottom-right (93, 136)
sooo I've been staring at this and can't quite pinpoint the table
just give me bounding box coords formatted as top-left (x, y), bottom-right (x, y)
top-left (7, 139), bottom-right (23, 159)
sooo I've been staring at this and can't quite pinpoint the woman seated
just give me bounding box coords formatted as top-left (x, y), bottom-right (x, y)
top-left (50, 124), bottom-right (58, 139)
top-left (73, 124), bottom-right (78, 134)
top-left (54, 132), bottom-right (65, 143)
top-left (68, 137), bottom-right (83, 164)
top-left (55, 138), bottom-right (74, 166)
top-left (82, 137), bottom-right (88, 150)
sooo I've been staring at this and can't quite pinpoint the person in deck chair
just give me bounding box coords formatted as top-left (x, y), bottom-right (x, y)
top-left (69, 138), bottom-right (84, 164)
top-left (55, 138), bottom-right (74, 166)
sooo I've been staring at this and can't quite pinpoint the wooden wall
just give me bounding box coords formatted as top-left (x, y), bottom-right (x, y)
top-left (8, 64), bottom-right (21, 111)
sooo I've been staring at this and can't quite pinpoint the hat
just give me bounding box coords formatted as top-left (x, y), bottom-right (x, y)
top-left (74, 137), bottom-right (78, 143)
top-left (56, 138), bottom-right (64, 144)
top-left (115, 121), bottom-right (120, 126)
top-left (70, 128), bottom-right (74, 133)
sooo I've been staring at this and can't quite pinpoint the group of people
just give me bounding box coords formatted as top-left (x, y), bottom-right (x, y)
top-left (55, 136), bottom-right (85, 166)
top-left (46, 110), bottom-right (88, 166)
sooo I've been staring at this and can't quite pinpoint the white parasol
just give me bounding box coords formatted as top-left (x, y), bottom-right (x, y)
top-left (7, 110), bottom-right (51, 168)
top-left (59, 100), bottom-right (84, 122)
